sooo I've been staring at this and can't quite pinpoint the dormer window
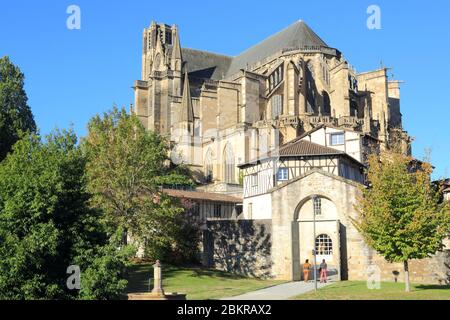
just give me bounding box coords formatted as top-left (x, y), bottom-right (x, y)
top-left (330, 133), bottom-right (345, 146)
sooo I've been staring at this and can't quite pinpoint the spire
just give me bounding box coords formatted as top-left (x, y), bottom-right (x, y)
top-left (155, 28), bottom-right (163, 52)
top-left (181, 71), bottom-right (194, 123)
top-left (171, 25), bottom-right (182, 61)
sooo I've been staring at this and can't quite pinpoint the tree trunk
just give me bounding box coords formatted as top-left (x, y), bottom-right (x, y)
top-left (404, 260), bottom-right (411, 292)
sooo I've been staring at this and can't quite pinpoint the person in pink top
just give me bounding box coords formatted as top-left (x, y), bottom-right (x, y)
top-left (319, 259), bottom-right (328, 283)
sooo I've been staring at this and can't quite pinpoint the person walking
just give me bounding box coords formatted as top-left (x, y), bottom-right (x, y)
top-left (303, 259), bottom-right (312, 282)
top-left (319, 259), bottom-right (328, 283)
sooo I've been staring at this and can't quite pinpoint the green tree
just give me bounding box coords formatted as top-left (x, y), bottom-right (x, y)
top-left (82, 107), bottom-right (197, 262)
top-left (355, 151), bottom-right (450, 292)
top-left (0, 130), bottom-right (133, 300)
top-left (0, 56), bottom-right (36, 161)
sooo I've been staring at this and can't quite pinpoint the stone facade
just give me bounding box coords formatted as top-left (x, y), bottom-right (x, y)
top-left (133, 20), bottom-right (448, 285)
top-left (133, 20), bottom-right (411, 186)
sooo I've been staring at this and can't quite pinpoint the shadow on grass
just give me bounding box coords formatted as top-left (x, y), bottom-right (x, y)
top-left (189, 267), bottom-right (256, 280)
top-left (125, 264), bottom-right (253, 294)
top-left (414, 284), bottom-right (450, 291)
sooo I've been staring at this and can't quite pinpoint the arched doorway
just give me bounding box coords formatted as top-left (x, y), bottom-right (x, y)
top-left (292, 195), bottom-right (342, 281)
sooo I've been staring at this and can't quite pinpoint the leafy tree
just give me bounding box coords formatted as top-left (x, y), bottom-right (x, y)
top-left (0, 130), bottom-right (133, 300)
top-left (82, 107), bottom-right (197, 262)
top-left (0, 56), bottom-right (36, 161)
top-left (77, 228), bottom-right (135, 300)
top-left (355, 151), bottom-right (450, 292)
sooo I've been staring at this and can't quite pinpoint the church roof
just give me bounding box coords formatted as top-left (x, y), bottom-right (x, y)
top-left (181, 48), bottom-right (232, 80)
top-left (180, 20), bottom-right (329, 80)
top-left (226, 20), bottom-right (328, 77)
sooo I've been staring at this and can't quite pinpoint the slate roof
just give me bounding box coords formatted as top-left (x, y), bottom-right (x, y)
top-left (226, 20), bottom-right (328, 77)
top-left (181, 48), bottom-right (232, 80)
top-left (180, 20), bottom-right (330, 81)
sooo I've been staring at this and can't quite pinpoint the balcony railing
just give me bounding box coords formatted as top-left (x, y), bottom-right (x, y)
top-left (308, 115), bottom-right (338, 126)
top-left (338, 116), bottom-right (364, 128)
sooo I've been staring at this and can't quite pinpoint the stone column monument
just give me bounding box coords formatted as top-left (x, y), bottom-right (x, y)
top-left (152, 260), bottom-right (165, 296)
top-left (127, 260), bottom-right (186, 300)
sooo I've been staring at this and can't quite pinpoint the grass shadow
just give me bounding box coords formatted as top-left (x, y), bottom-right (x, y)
top-left (414, 284), bottom-right (450, 291)
top-left (124, 263), bottom-right (259, 294)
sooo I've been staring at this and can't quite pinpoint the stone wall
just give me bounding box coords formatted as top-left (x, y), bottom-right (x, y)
top-left (354, 248), bottom-right (450, 285)
top-left (203, 219), bottom-right (273, 278)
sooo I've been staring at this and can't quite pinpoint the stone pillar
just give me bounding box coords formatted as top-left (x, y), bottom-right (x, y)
top-left (152, 260), bottom-right (165, 295)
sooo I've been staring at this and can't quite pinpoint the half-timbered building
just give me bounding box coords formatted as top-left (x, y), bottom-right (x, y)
top-left (239, 138), bottom-right (364, 219)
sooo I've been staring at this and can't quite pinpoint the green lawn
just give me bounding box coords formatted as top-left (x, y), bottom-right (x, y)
top-left (293, 281), bottom-right (450, 300)
top-left (125, 264), bottom-right (285, 300)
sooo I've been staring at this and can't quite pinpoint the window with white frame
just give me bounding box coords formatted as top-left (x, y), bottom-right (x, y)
top-left (313, 197), bottom-right (322, 216)
top-left (277, 168), bottom-right (289, 181)
top-left (316, 234), bottom-right (333, 255)
top-left (250, 174), bottom-right (258, 187)
top-left (330, 132), bottom-right (345, 146)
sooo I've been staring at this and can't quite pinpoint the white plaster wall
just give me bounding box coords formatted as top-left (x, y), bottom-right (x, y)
top-left (300, 127), bottom-right (363, 162)
top-left (243, 193), bottom-right (272, 219)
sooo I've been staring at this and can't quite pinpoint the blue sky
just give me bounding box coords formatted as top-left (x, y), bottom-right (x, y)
top-left (0, 0), bottom-right (449, 178)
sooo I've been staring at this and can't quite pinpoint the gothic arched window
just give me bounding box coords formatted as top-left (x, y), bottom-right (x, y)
top-left (223, 144), bottom-right (235, 183)
top-left (306, 62), bottom-right (316, 114)
top-left (350, 100), bottom-right (359, 117)
top-left (204, 149), bottom-right (213, 183)
top-left (322, 91), bottom-right (331, 115)
top-left (271, 94), bottom-right (283, 119)
top-left (316, 234), bottom-right (333, 255)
